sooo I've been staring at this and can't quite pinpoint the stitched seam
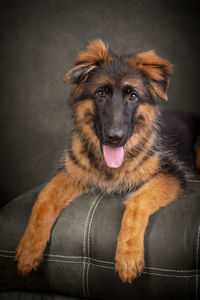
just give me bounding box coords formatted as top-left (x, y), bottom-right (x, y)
top-left (43, 259), bottom-right (83, 264)
top-left (142, 271), bottom-right (197, 278)
top-left (86, 194), bottom-right (103, 299)
top-left (83, 195), bottom-right (99, 258)
top-left (0, 251), bottom-right (197, 273)
top-left (44, 254), bottom-right (83, 259)
top-left (86, 262), bottom-right (90, 299)
top-left (0, 250), bottom-right (16, 253)
top-left (0, 250), bottom-right (84, 259)
top-left (90, 263), bottom-right (115, 270)
top-left (144, 266), bottom-right (197, 273)
top-left (188, 180), bottom-right (200, 183)
top-left (196, 224), bottom-right (200, 300)
top-left (0, 250), bottom-right (113, 263)
top-left (87, 194), bottom-right (104, 258)
top-left (1, 254), bottom-right (197, 278)
top-left (90, 257), bottom-right (113, 264)
top-left (82, 194), bottom-right (99, 299)
top-left (82, 193), bottom-right (102, 299)
top-left (83, 263), bottom-right (197, 277)
top-left (0, 254), bottom-right (16, 259)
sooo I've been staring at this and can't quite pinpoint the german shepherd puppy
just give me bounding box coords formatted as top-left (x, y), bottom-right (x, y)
top-left (16, 40), bottom-right (200, 283)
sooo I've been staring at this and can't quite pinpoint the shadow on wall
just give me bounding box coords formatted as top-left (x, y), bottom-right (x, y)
top-left (0, 0), bottom-right (200, 207)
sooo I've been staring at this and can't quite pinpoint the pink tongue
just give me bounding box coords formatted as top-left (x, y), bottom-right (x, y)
top-left (103, 145), bottom-right (124, 168)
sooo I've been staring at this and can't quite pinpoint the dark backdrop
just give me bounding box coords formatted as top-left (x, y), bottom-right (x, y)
top-left (0, 0), bottom-right (200, 208)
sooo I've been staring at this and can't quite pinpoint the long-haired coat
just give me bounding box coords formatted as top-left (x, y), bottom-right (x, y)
top-left (16, 40), bottom-right (200, 283)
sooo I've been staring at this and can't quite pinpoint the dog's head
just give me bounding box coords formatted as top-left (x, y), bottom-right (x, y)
top-left (63, 40), bottom-right (173, 168)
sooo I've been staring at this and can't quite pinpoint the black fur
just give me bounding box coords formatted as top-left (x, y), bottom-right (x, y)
top-left (61, 47), bottom-right (200, 193)
top-left (160, 111), bottom-right (200, 174)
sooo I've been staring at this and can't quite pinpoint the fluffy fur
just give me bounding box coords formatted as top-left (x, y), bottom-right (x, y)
top-left (16, 40), bottom-right (200, 283)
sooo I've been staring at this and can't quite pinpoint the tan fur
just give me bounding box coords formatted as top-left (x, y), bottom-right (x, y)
top-left (75, 99), bottom-right (100, 146)
top-left (77, 39), bottom-right (112, 65)
top-left (62, 40), bottom-right (112, 85)
top-left (68, 100), bottom-right (159, 193)
top-left (115, 174), bottom-right (181, 283)
top-left (125, 103), bottom-right (158, 153)
top-left (66, 101), bottom-right (160, 193)
top-left (15, 40), bottom-right (183, 284)
top-left (126, 50), bottom-right (173, 101)
top-left (122, 78), bottom-right (147, 99)
top-left (66, 153), bottom-right (93, 187)
top-left (67, 137), bottom-right (159, 195)
top-left (135, 50), bottom-right (172, 79)
top-left (15, 172), bottom-right (86, 275)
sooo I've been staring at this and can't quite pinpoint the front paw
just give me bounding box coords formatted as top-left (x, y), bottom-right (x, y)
top-left (15, 232), bottom-right (45, 275)
top-left (115, 246), bottom-right (144, 283)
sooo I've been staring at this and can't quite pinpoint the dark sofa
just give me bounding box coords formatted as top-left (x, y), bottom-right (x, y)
top-left (0, 180), bottom-right (199, 300)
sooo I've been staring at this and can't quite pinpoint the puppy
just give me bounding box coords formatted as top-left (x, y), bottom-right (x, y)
top-left (16, 40), bottom-right (200, 283)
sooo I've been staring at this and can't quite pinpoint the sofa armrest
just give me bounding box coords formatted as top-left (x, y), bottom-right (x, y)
top-left (0, 181), bottom-right (200, 300)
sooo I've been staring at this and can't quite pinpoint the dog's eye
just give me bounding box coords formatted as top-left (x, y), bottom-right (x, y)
top-left (130, 92), bottom-right (138, 101)
top-left (124, 87), bottom-right (138, 101)
top-left (96, 89), bottom-right (106, 97)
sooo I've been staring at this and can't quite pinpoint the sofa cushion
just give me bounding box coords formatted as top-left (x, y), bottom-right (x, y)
top-left (0, 181), bottom-right (200, 300)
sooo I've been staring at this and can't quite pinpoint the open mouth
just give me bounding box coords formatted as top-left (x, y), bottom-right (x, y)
top-left (94, 124), bottom-right (127, 168)
top-left (102, 144), bottom-right (124, 168)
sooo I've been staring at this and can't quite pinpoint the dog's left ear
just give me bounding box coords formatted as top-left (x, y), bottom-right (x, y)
top-left (62, 39), bottom-right (111, 84)
top-left (129, 50), bottom-right (173, 101)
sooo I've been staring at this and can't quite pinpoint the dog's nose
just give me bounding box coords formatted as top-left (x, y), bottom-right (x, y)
top-left (107, 128), bottom-right (125, 142)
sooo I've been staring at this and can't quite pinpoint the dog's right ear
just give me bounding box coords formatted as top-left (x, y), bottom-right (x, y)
top-left (62, 63), bottom-right (97, 84)
top-left (62, 39), bottom-right (111, 84)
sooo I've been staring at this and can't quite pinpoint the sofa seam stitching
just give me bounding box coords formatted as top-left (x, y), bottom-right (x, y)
top-left (142, 271), bottom-right (196, 278)
top-left (0, 251), bottom-right (198, 273)
top-left (86, 194), bottom-right (104, 300)
top-left (1, 254), bottom-right (197, 278)
top-left (87, 194), bottom-right (104, 258)
top-left (82, 193), bottom-right (102, 300)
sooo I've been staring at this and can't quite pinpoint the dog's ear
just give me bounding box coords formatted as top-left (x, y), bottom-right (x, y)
top-left (129, 50), bottom-right (173, 101)
top-left (62, 39), bottom-right (111, 84)
top-left (62, 63), bottom-right (98, 84)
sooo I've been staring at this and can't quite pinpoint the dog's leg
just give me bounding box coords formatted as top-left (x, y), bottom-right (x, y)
top-left (15, 171), bottom-right (85, 275)
top-left (115, 174), bottom-right (181, 283)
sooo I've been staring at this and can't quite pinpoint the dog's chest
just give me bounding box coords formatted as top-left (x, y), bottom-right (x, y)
top-left (87, 163), bottom-right (147, 194)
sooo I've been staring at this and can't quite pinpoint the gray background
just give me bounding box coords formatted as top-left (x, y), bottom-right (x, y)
top-left (0, 0), bottom-right (200, 207)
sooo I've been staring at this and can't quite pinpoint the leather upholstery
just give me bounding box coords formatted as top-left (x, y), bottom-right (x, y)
top-left (0, 181), bottom-right (200, 300)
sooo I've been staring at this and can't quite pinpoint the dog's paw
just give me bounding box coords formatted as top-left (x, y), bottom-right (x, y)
top-left (15, 232), bottom-right (44, 275)
top-left (115, 247), bottom-right (144, 283)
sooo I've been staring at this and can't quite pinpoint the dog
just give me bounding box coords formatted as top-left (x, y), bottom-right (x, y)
top-left (15, 39), bottom-right (200, 283)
